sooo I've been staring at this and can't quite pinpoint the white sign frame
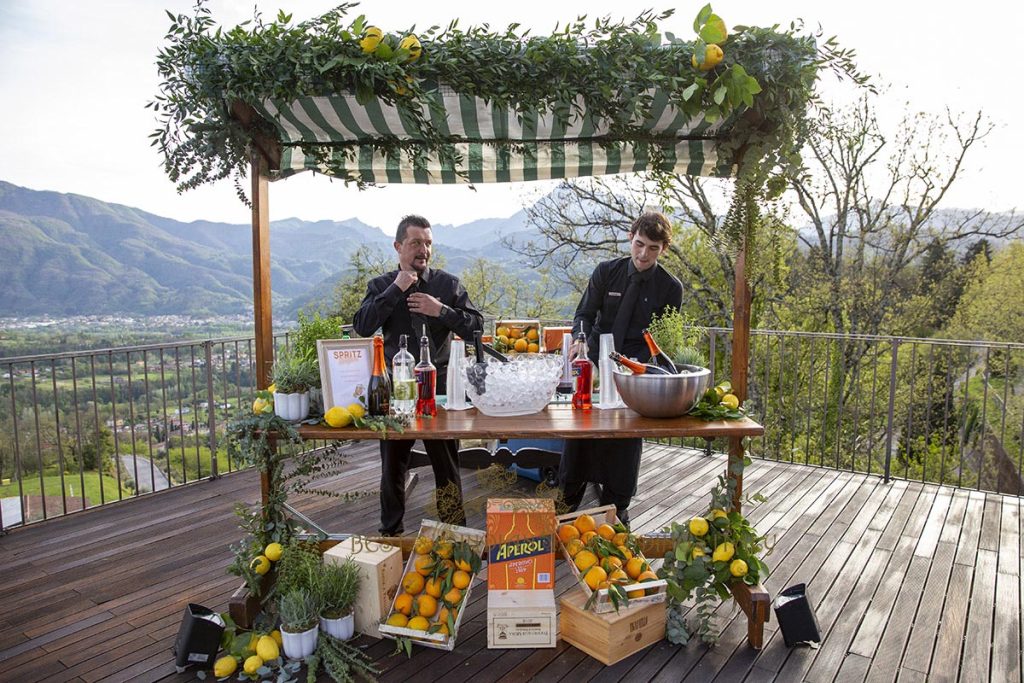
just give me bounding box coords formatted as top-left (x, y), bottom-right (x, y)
top-left (317, 338), bottom-right (373, 412)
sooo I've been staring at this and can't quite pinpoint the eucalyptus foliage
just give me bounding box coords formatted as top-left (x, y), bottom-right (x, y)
top-left (151, 1), bottom-right (865, 209)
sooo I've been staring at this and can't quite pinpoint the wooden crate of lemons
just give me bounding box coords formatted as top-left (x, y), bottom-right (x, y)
top-left (494, 320), bottom-right (542, 354)
top-left (378, 520), bottom-right (486, 650)
top-left (556, 505), bottom-right (668, 613)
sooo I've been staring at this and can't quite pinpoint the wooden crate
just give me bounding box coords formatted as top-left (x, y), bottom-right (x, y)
top-left (323, 536), bottom-right (403, 639)
top-left (486, 589), bottom-right (557, 649)
top-left (377, 519), bottom-right (486, 651)
top-left (559, 588), bottom-right (667, 665)
top-left (556, 505), bottom-right (668, 614)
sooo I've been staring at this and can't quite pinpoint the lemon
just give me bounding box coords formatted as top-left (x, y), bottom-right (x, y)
top-left (688, 517), bottom-right (709, 537)
top-left (243, 654), bottom-right (264, 675)
top-left (712, 542), bottom-right (735, 562)
top-left (266, 383), bottom-right (276, 393)
top-left (255, 634), bottom-right (279, 661)
top-left (386, 613), bottom-right (409, 627)
top-left (710, 508), bottom-right (729, 520)
top-left (325, 405), bottom-right (353, 428)
top-left (691, 546), bottom-right (706, 559)
top-left (720, 394), bottom-right (740, 410)
top-left (360, 27), bottom-right (383, 54)
top-left (399, 35), bottom-right (422, 62)
top-left (269, 629), bottom-right (282, 646)
top-left (252, 397), bottom-right (271, 415)
top-left (213, 655), bottom-right (237, 678)
top-left (730, 558), bottom-right (749, 577)
top-left (346, 402), bottom-right (366, 419)
top-left (496, 326), bottom-right (510, 337)
top-left (251, 555), bottom-right (271, 575)
top-left (691, 43), bottom-right (724, 71)
top-left (264, 542), bottom-right (283, 562)
top-left (407, 615), bottom-right (430, 631)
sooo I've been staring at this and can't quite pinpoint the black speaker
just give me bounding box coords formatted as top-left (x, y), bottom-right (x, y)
top-left (773, 584), bottom-right (821, 647)
top-left (172, 603), bottom-right (226, 672)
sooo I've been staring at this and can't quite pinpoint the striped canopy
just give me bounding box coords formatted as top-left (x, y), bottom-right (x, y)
top-left (249, 86), bottom-right (740, 184)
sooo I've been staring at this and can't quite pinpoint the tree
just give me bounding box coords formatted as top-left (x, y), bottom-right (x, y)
top-left (947, 242), bottom-right (1024, 344)
top-left (459, 258), bottom-right (573, 320)
top-left (331, 245), bottom-right (393, 324)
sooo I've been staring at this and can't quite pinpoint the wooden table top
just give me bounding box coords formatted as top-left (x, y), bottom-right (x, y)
top-left (298, 404), bottom-right (763, 441)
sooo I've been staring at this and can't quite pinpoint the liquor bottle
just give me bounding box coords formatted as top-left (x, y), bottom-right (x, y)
top-left (571, 332), bottom-right (594, 410)
top-left (414, 326), bottom-right (437, 417)
top-left (608, 351), bottom-right (673, 375)
top-left (556, 332), bottom-right (574, 395)
top-left (367, 334), bottom-right (391, 416)
top-left (392, 334), bottom-right (416, 416)
top-left (642, 328), bottom-right (678, 373)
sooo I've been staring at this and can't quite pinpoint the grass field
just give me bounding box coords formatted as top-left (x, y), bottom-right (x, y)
top-left (0, 469), bottom-right (130, 507)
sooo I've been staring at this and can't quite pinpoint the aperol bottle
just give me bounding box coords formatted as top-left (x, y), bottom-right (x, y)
top-left (367, 334), bottom-right (391, 416)
top-left (608, 351), bottom-right (672, 375)
top-left (571, 332), bottom-right (593, 410)
top-left (642, 328), bottom-right (678, 373)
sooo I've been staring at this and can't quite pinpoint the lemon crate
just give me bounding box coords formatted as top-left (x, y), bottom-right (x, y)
top-left (556, 505), bottom-right (668, 614)
top-left (377, 519), bottom-right (486, 651)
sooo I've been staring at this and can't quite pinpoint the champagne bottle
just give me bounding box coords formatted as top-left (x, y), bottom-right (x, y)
top-left (608, 351), bottom-right (672, 375)
top-left (367, 335), bottom-right (391, 416)
top-left (642, 328), bottom-right (678, 373)
top-left (415, 325), bottom-right (437, 417)
top-left (392, 334), bottom-right (416, 416)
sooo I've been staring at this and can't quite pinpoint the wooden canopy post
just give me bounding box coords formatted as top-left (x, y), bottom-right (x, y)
top-left (251, 150), bottom-right (274, 390)
top-left (729, 240), bottom-right (751, 512)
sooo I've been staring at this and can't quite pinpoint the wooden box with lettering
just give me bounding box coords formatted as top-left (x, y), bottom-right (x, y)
top-left (559, 589), bottom-right (667, 665)
top-left (323, 536), bottom-right (403, 639)
top-left (486, 589), bottom-right (557, 649)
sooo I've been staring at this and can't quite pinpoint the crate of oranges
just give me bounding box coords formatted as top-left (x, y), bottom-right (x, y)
top-left (494, 320), bottom-right (541, 355)
top-left (378, 520), bottom-right (486, 650)
top-left (556, 505), bottom-right (668, 614)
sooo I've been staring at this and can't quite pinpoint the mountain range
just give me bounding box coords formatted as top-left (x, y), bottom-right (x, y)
top-left (0, 180), bottom-right (538, 317)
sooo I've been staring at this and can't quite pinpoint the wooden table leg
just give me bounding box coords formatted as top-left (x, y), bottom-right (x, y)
top-left (730, 581), bottom-right (771, 649)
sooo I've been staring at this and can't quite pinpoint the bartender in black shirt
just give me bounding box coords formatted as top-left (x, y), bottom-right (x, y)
top-left (561, 212), bottom-right (683, 525)
top-left (353, 215), bottom-right (484, 536)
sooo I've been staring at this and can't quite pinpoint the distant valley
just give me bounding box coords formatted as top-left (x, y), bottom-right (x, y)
top-left (0, 180), bottom-right (541, 318)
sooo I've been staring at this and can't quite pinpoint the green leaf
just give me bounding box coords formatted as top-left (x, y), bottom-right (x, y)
top-left (355, 81), bottom-right (374, 105)
top-left (714, 85), bottom-right (727, 105)
top-left (694, 4), bottom-right (713, 32)
top-left (682, 83), bottom-right (700, 101)
top-left (699, 15), bottom-right (728, 44)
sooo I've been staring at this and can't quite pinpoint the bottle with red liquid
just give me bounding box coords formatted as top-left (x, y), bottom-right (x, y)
top-left (414, 326), bottom-right (437, 417)
top-left (571, 332), bottom-right (593, 410)
top-left (367, 335), bottom-right (391, 416)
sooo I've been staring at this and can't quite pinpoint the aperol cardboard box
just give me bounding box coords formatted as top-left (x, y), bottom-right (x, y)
top-left (486, 498), bottom-right (556, 590)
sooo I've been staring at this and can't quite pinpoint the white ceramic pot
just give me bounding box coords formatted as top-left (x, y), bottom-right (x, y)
top-left (319, 613), bottom-right (354, 641)
top-left (281, 624), bottom-right (319, 659)
top-left (273, 391), bottom-right (310, 421)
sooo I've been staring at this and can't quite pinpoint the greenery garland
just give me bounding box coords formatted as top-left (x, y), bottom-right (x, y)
top-left (151, 2), bottom-right (866, 208)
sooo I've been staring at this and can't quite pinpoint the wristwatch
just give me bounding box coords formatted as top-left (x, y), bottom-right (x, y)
top-left (439, 304), bottom-right (451, 318)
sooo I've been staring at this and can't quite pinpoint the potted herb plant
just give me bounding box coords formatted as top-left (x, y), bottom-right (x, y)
top-left (278, 588), bottom-right (320, 659)
top-left (271, 346), bottom-right (319, 421)
top-left (317, 559), bottom-right (361, 641)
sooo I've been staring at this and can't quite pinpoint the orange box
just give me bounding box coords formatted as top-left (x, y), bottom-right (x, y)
top-left (486, 498), bottom-right (556, 590)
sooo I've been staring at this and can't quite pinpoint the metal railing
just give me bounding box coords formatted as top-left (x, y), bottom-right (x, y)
top-left (0, 334), bottom-right (298, 531)
top-left (3, 325), bottom-right (1021, 531)
top-left (682, 328), bottom-right (1024, 496)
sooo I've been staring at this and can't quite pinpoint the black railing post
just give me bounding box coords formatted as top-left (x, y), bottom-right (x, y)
top-left (205, 341), bottom-right (218, 479)
top-left (883, 338), bottom-right (900, 483)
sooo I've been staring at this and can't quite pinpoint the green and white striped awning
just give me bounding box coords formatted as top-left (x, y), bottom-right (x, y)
top-left (250, 87), bottom-right (739, 184)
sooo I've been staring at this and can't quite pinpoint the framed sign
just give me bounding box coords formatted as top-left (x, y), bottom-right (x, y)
top-left (317, 338), bottom-right (373, 412)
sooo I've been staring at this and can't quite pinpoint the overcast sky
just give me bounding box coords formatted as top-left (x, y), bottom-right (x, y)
top-left (1, 1), bottom-right (1021, 235)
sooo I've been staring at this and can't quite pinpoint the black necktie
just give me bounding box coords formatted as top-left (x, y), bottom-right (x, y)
top-left (610, 273), bottom-right (642, 353)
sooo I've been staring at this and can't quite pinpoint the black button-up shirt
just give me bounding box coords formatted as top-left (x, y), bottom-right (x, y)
top-left (353, 268), bottom-right (484, 393)
top-left (572, 256), bottom-right (683, 364)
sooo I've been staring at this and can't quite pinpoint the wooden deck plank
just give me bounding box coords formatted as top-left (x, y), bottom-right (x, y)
top-left (2, 441), bottom-right (1023, 683)
top-left (959, 549), bottom-right (997, 682)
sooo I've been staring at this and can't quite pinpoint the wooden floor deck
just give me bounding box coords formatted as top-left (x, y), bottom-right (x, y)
top-left (0, 442), bottom-right (1021, 682)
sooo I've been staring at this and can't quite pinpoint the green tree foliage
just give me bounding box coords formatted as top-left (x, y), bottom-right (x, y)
top-left (947, 242), bottom-right (1024, 344)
